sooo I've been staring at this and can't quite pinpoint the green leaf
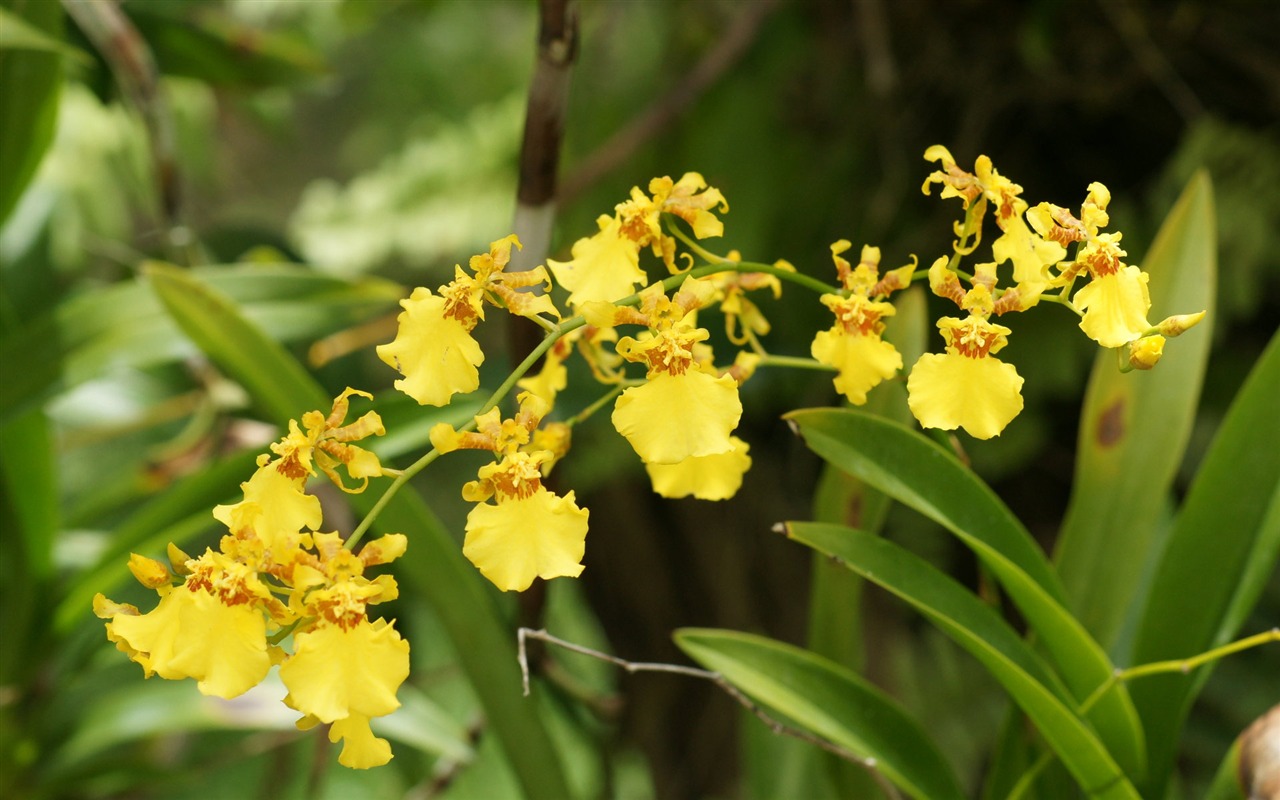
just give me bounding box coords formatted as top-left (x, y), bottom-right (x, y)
top-left (0, 406), bottom-right (56, 580)
top-left (142, 264), bottom-right (572, 798)
top-left (1128, 330), bottom-right (1280, 796)
top-left (785, 522), bottom-right (1142, 799)
top-left (128, 3), bottom-right (325, 88)
top-left (786, 408), bottom-right (1146, 778)
top-left (0, 264), bottom-right (402, 424)
top-left (801, 285), bottom-right (930, 798)
top-left (146, 261), bottom-right (326, 419)
top-left (0, 6), bottom-right (89, 62)
top-left (1054, 171), bottom-right (1217, 649)
top-left (52, 673), bottom-right (472, 770)
top-left (674, 628), bottom-right (966, 800)
top-left (0, 0), bottom-right (63, 224)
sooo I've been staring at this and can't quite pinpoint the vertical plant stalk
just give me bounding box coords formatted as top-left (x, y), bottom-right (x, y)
top-left (509, 0), bottom-right (577, 358)
top-left (61, 0), bottom-right (189, 260)
top-left (509, 0), bottom-right (578, 639)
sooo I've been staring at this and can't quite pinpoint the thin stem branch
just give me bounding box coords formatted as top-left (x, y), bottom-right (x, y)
top-left (350, 258), bottom-right (834, 543)
top-left (517, 628), bottom-right (903, 799)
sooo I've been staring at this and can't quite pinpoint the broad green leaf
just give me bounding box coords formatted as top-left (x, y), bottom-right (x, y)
top-left (1129, 330), bottom-right (1280, 797)
top-left (0, 406), bottom-right (56, 579)
top-left (674, 628), bottom-right (966, 800)
top-left (145, 261), bottom-right (343, 419)
top-left (143, 265), bottom-right (572, 798)
top-left (787, 408), bottom-right (1146, 778)
top-left (0, 0), bottom-right (62, 224)
top-left (0, 6), bottom-right (88, 61)
top-left (1055, 171), bottom-right (1217, 649)
top-left (0, 264), bottom-right (402, 424)
top-left (785, 522), bottom-right (1141, 799)
top-left (126, 3), bottom-right (325, 87)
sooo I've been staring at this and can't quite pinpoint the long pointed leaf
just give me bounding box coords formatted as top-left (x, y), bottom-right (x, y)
top-left (0, 263), bottom-right (401, 424)
top-left (785, 522), bottom-right (1142, 798)
top-left (787, 408), bottom-right (1146, 778)
top-left (1129, 330), bottom-right (1280, 797)
top-left (1055, 171), bottom-right (1216, 649)
top-left (674, 628), bottom-right (966, 800)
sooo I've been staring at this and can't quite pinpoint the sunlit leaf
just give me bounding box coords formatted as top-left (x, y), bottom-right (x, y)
top-left (0, 264), bottom-right (402, 424)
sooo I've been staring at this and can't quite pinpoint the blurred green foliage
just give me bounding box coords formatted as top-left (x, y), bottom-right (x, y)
top-left (1, 0), bottom-right (1277, 798)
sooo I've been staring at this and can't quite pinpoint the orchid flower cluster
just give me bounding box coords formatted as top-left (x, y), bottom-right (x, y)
top-left (95, 148), bottom-right (1204, 770)
top-left (94, 390), bottom-right (409, 769)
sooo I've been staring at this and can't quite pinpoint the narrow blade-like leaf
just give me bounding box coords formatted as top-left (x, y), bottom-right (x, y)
top-left (675, 628), bottom-right (966, 800)
top-left (785, 522), bottom-right (1141, 799)
top-left (1055, 171), bottom-right (1216, 648)
top-left (1129, 330), bottom-right (1280, 796)
top-left (787, 408), bottom-right (1145, 777)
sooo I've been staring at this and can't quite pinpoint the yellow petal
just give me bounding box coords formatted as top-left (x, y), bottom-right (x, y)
top-left (213, 463), bottom-right (321, 561)
top-left (907, 352), bottom-right (1024, 440)
top-left (108, 585), bottom-right (271, 698)
top-left (376, 287), bottom-right (483, 406)
top-left (991, 213), bottom-right (1064, 293)
top-left (463, 488), bottom-right (589, 592)
top-left (646, 437), bottom-right (752, 500)
top-left (280, 618), bottom-right (410, 723)
top-left (612, 371), bottom-right (742, 464)
top-left (329, 713), bottom-right (393, 769)
top-left (546, 216), bottom-right (646, 307)
top-left (1075, 266), bottom-right (1152, 348)
top-left (810, 328), bottom-right (902, 405)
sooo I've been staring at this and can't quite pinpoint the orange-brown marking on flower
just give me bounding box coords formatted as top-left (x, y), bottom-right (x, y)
top-left (1083, 248), bottom-right (1121, 278)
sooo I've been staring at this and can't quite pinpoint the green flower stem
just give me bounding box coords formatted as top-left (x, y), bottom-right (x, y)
top-left (350, 258), bottom-right (837, 547)
top-left (1006, 628), bottom-right (1279, 800)
top-left (347, 447), bottom-right (445, 549)
top-left (569, 385), bottom-right (628, 428)
top-left (1115, 628), bottom-right (1279, 683)
top-left (757, 354), bottom-right (836, 372)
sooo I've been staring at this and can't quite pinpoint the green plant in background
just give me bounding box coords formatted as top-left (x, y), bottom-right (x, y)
top-left (2, 2), bottom-right (1276, 799)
